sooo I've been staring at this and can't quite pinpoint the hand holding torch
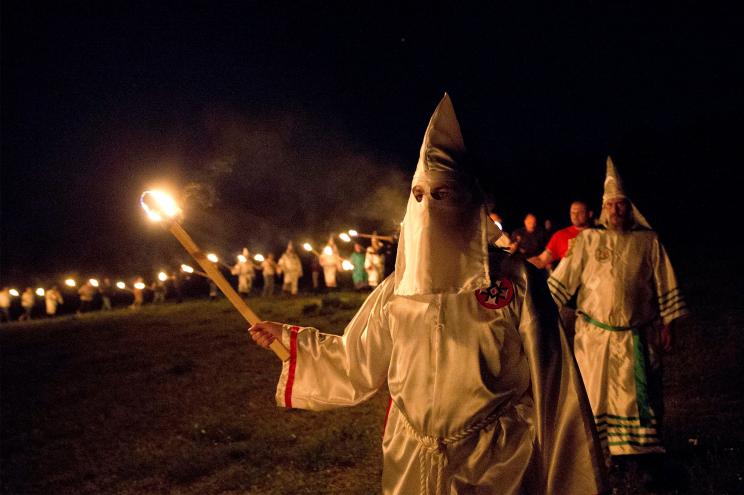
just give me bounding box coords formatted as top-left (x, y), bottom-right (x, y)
top-left (140, 190), bottom-right (290, 361)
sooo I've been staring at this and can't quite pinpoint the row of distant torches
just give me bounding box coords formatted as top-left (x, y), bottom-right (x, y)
top-left (4, 199), bottom-right (377, 301)
top-left (3, 239), bottom-right (365, 299)
top-left (4, 277), bottom-right (146, 300)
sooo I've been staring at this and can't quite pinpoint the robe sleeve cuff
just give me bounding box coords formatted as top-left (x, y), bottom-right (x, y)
top-left (275, 324), bottom-right (302, 408)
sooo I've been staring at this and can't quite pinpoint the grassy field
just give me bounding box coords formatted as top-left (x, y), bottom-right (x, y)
top-left (1, 271), bottom-right (743, 493)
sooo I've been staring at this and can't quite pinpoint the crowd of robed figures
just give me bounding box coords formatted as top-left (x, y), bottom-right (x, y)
top-left (1, 93), bottom-right (691, 494)
top-left (250, 94), bottom-right (689, 494)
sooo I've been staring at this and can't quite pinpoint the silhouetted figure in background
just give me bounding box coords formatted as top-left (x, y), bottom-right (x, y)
top-left (130, 277), bottom-right (144, 310)
top-left (278, 242), bottom-right (303, 295)
top-left (232, 247), bottom-right (256, 297)
top-left (510, 213), bottom-right (549, 259)
top-left (310, 254), bottom-right (321, 291)
top-left (364, 236), bottom-right (385, 288)
top-left (101, 278), bottom-right (114, 310)
top-left (350, 243), bottom-right (368, 289)
top-left (261, 253), bottom-right (278, 297)
top-left (45, 286), bottom-right (64, 317)
top-left (151, 278), bottom-right (166, 303)
top-left (78, 281), bottom-right (96, 314)
top-left (319, 236), bottom-right (341, 290)
top-left (19, 288), bottom-right (35, 321)
top-left (0, 288), bottom-right (11, 323)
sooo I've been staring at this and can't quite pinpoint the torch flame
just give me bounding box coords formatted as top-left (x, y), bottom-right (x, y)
top-left (341, 260), bottom-right (354, 271)
top-left (64, 278), bottom-right (76, 287)
top-left (206, 253), bottom-right (219, 263)
top-left (302, 243), bottom-right (313, 252)
top-left (116, 281), bottom-right (126, 289)
top-left (133, 282), bottom-right (146, 290)
top-left (254, 254), bottom-right (265, 262)
top-left (140, 190), bottom-right (182, 222)
top-left (348, 229), bottom-right (358, 237)
top-left (322, 246), bottom-right (333, 256)
top-left (89, 278), bottom-right (99, 288)
top-left (339, 233), bottom-right (351, 243)
top-left (181, 264), bottom-right (195, 274)
top-left (158, 271), bottom-right (168, 282)
top-left (36, 288), bottom-right (45, 296)
top-left (237, 254), bottom-right (247, 263)
top-left (9, 289), bottom-right (19, 297)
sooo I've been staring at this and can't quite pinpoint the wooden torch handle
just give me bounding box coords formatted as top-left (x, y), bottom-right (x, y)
top-left (168, 222), bottom-right (290, 362)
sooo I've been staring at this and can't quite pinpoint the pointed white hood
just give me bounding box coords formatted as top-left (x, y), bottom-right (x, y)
top-left (394, 94), bottom-right (491, 296)
top-left (598, 156), bottom-right (651, 229)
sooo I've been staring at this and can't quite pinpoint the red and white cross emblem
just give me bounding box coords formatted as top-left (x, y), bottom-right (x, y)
top-left (474, 277), bottom-right (514, 309)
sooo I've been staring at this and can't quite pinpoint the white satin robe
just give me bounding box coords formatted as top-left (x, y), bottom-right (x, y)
top-left (275, 251), bottom-right (607, 494)
top-left (549, 227), bottom-right (689, 456)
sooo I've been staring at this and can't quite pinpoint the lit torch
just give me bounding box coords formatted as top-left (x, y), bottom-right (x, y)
top-left (180, 264), bottom-right (208, 278)
top-left (36, 288), bottom-right (45, 297)
top-left (64, 278), bottom-right (76, 288)
top-left (89, 278), bottom-right (100, 288)
top-left (140, 189), bottom-right (289, 361)
top-left (9, 289), bottom-right (20, 297)
top-left (158, 271), bottom-right (168, 282)
top-left (254, 254), bottom-right (265, 263)
top-left (302, 242), bottom-right (321, 257)
top-left (338, 232), bottom-right (351, 243)
top-left (341, 260), bottom-right (354, 271)
top-left (206, 252), bottom-right (235, 271)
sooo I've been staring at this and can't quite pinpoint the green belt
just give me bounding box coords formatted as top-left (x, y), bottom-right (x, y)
top-left (577, 311), bottom-right (652, 426)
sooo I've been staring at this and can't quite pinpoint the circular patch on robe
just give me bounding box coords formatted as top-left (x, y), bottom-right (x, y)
top-left (594, 246), bottom-right (611, 263)
top-left (474, 278), bottom-right (514, 309)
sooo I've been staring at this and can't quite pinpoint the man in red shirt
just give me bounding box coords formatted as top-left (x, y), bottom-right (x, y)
top-left (528, 200), bottom-right (592, 270)
top-left (529, 200), bottom-right (592, 344)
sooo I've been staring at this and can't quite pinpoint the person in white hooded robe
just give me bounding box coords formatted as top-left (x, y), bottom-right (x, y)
top-left (364, 235), bottom-right (386, 287)
top-left (277, 242), bottom-right (303, 295)
top-left (319, 236), bottom-right (341, 289)
top-left (232, 247), bottom-right (257, 296)
top-left (251, 94), bottom-right (607, 494)
top-left (549, 157), bottom-right (689, 460)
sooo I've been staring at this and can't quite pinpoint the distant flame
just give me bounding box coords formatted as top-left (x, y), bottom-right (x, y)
top-left (181, 264), bottom-right (195, 274)
top-left (116, 281), bottom-right (126, 289)
top-left (237, 254), bottom-right (247, 263)
top-left (341, 260), bottom-right (354, 271)
top-left (322, 246), bottom-right (333, 256)
top-left (133, 282), bottom-right (146, 290)
top-left (36, 288), bottom-right (45, 296)
top-left (339, 233), bottom-right (351, 243)
top-left (64, 278), bottom-right (76, 287)
top-left (158, 272), bottom-right (168, 282)
top-left (89, 278), bottom-right (99, 288)
top-left (9, 289), bottom-right (19, 297)
top-left (303, 243), bottom-right (313, 252)
top-left (254, 254), bottom-right (265, 262)
top-left (207, 253), bottom-right (219, 263)
top-left (348, 229), bottom-right (358, 237)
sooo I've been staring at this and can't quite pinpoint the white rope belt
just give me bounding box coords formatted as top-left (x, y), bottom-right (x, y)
top-left (395, 403), bottom-right (507, 495)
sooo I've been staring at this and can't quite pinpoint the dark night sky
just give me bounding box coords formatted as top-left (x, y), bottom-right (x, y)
top-left (1, 2), bottom-right (741, 285)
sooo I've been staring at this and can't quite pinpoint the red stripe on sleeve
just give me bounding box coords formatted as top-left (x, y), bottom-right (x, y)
top-left (284, 326), bottom-right (300, 408)
top-left (382, 396), bottom-right (393, 437)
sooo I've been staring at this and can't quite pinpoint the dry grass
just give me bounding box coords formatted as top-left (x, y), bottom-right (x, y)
top-left (1, 277), bottom-right (742, 494)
